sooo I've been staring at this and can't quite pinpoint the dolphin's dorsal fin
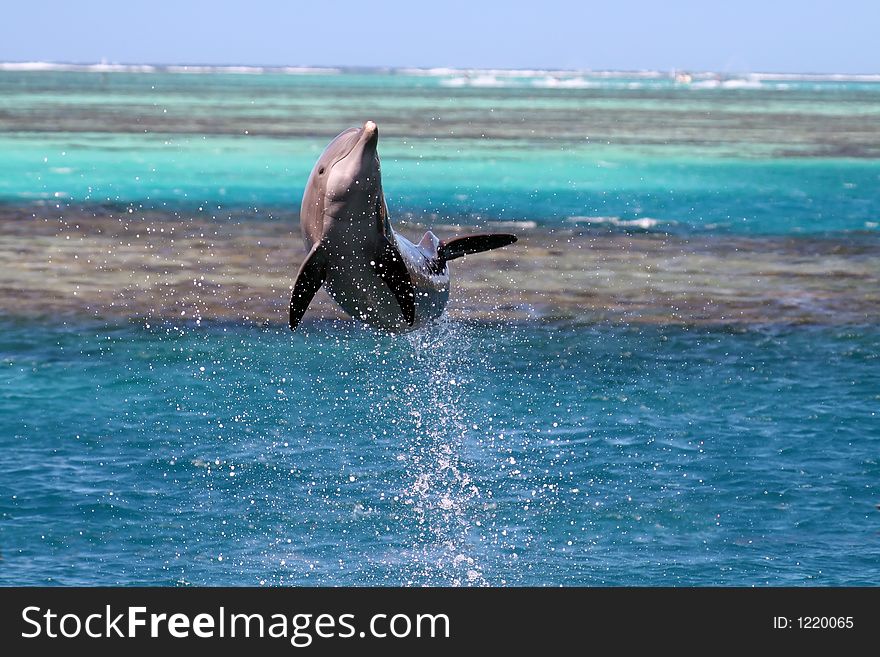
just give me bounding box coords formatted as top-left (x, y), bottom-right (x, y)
top-left (417, 231), bottom-right (441, 256)
top-left (375, 238), bottom-right (416, 326)
top-left (289, 242), bottom-right (329, 331)
top-left (438, 233), bottom-right (517, 265)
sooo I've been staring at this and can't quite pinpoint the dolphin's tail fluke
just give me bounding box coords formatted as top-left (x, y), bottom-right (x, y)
top-left (438, 233), bottom-right (517, 265)
top-left (289, 242), bottom-right (328, 331)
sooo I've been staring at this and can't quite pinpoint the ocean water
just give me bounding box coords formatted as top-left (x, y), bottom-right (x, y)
top-left (2, 319), bottom-right (878, 586)
top-left (1, 67), bottom-right (879, 586)
top-left (1, 67), bottom-right (879, 234)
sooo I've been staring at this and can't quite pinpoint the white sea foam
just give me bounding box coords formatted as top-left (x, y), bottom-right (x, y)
top-left (531, 76), bottom-right (596, 89)
top-left (0, 61), bottom-right (156, 73)
top-left (691, 77), bottom-right (762, 90)
top-left (750, 72), bottom-right (880, 82)
top-left (720, 78), bottom-right (763, 89)
top-left (440, 74), bottom-right (507, 88)
top-left (280, 66), bottom-right (340, 75)
top-left (436, 68), bottom-right (670, 89)
top-left (218, 66), bottom-right (266, 75)
top-left (567, 216), bottom-right (666, 230)
top-left (16, 191), bottom-right (55, 199)
top-left (447, 68), bottom-right (576, 78)
top-left (486, 220), bottom-right (537, 230)
top-left (0, 61), bottom-right (340, 76)
top-left (2, 62), bottom-right (878, 85)
top-left (399, 67), bottom-right (463, 77)
top-left (88, 63), bottom-right (157, 73)
top-left (0, 61), bottom-right (55, 71)
top-left (167, 65), bottom-right (265, 74)
top-left (439, 76), bottom-right (468, 87)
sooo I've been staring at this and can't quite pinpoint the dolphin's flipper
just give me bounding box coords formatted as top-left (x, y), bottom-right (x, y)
top-left (439, 233), bottom-right (518, 265)
top-left (375, 239), bottom-right (416, 326)
top-left (289, 243), bottom-right (329, 331)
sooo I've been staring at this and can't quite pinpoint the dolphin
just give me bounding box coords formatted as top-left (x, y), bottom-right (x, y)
top-left (288, 121), bottom-right (517, 333)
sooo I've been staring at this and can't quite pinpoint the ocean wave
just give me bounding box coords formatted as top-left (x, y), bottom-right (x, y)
top-left (750, 72), bottom-right (880, 83)
top-left (399, 67), bottom-right (466, 77)
top-left (0, 61), bottom-right (157, 73)
top-left (440, 75), bottom-right (507, 88)
top-left (690, 77), bottom-right (763, 90)
top-left (166, 65), bottom-right (265, 74)
top-left (409, 67), bottom-right (585, 79)
top-left (165, 64), bottom-right (340, 75)
top-left (531, 76), bottom-right (596, 89)
top-left (397, 67), bottom-right (880, 85)
top-left (486, 220), bottom-right (538, 230)
top-left (87, 63), bottom-right (157, 73)
top-left (438, 77), bottom-right (467, 87)
top-left (3, 63), bottom-right (879, 85)
top-left (0, 61), bottom-right (63, 71)
top-left (0, 61), bottom-right (341, 75)
top-left (279, 66), bottom-right (340, 75)
top-left (435, 68), bottom-right (674, 89)
top-left (566, 216), bottom-right (668, 230)
top-left (4, 62), bottom-right (878, 93)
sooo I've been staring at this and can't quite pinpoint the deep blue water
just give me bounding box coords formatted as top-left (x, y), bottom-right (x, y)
top-left (2, 318), bottom-right (878, 586)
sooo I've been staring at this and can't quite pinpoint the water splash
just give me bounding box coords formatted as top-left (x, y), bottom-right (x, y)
top-left (386, 317), bottom-right (489, 586)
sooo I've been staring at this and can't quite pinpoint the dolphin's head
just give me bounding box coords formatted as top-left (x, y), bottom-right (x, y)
top-left (301, 121), bottom-right (385, 246)
top-left (324, 121), bottom-right (382, 205)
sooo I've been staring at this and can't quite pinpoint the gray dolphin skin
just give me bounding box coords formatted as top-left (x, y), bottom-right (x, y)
top-left (288, 121), bottom-right (517, 333)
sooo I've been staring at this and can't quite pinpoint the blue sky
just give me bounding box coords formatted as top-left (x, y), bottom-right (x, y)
top-left (1, 1), bottom-right (877, 74)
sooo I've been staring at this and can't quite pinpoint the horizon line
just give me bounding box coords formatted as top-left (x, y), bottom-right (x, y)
top-left (1, 60), bottom-right (879, 81)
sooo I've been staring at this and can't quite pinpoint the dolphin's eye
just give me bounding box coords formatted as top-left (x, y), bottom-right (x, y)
top-left (318, 167), bottom-right (325, 175)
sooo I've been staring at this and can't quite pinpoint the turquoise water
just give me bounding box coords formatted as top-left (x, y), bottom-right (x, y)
top-left (1, 69), bottom-right (879, 234)
top-left (1, 319), bottom-right (878, 585)
top-left (1, 69), bottom-right (879, 586)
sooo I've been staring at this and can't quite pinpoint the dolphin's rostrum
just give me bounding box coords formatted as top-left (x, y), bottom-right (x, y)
top-left (289, 121), bottom-right (517, 333)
